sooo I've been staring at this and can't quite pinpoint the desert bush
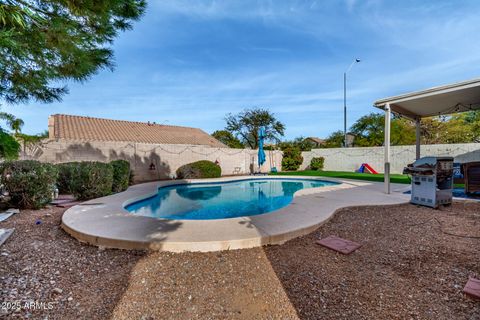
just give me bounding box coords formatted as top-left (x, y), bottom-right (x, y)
top-left (110, 160), bottom-right (130, 192)
top-left (56, 162), bottom-right (77, 194)
top-left (310, 157), bottom-right (325, 171)
top-left (69, 162), bottom-right (113, 200)
top-left (176, 160), bottom-right (221, 179)
top-left (0, 160), bottom-right (58, 209)
top-left (281, 147), bottom-right (303, 171)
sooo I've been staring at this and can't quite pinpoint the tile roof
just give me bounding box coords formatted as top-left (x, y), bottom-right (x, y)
top-left (305, 137), bottom-right (325, 145)
top-left (49, 114), bottom-right (227, 148)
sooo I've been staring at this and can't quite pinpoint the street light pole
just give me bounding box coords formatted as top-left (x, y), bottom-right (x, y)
top-left (343, 58), bottom-right (360, 148)
top-left (343, 71), bottom-right (347, 148)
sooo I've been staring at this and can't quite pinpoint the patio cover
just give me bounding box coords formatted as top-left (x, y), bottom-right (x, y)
top-left (373, 78), bottom-right (480, 193)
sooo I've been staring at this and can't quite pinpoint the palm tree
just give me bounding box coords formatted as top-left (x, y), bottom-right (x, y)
top-left (0, 112), bottom-right (27, 159)
top-left (10, 118), bottom-right (24, 135)
top-left (0, 112), bottom-right (24, 134)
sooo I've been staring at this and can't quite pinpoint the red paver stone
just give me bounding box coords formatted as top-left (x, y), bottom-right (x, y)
top-left (463, 278), bottom-right (480, 299)
top-left (316, 235), bottom-right (362, 254)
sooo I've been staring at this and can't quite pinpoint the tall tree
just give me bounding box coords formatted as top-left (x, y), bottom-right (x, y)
top-left (278, 136), bottom-right (315, 152)
top-left (350, 113), bottom-right (415, 147)
top-left (225, 108), bottom-right (285, 149)
top-left (322, 110), bottom-right (480, 148)
top-left (323, 130), bottom-right (344, 148)
top-left (0, 0), bottom-right (146, 104)
top-left (0, 111), bottom-right (22, 132)
top-left (350, 113), bottom-right (385, 147)
top-left (211, 130), bottom-right (244, 148)
top-left (439, 112), bottom-right (479, 143)
top-left (466, 111), bottom-right (480, 142)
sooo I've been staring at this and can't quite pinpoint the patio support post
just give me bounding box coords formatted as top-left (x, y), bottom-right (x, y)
top-left (384, 103), bottom-right (391, 194)
top-left (415, 118), bottom-right (421, 160)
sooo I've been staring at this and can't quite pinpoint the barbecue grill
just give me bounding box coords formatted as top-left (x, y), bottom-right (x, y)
top-left (403, 156), bottom-right (453, 208)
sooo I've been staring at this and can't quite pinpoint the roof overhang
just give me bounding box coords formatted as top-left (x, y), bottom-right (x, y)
top-left (374, 78), bottom-right (480, 119)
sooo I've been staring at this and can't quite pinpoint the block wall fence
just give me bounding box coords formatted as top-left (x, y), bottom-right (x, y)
top-left (23, 140), bottom-right (480, 180)
top-left (301, 143), bottom-right (480, 173)
top-left (23, 139), bottom-right (283, 182)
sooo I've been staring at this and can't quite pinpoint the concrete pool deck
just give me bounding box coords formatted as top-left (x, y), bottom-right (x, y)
top-left (62, 176), bottom-right (410, 252)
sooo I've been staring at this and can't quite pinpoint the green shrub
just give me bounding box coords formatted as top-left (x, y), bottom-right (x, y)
top-left (56, 162), bottom-right (77, 194)
top-left (281, 147), bottom-right (303, 171)
top-left (129, 170), bottom-right (135, 186)
top-left (0, 129), bottom-right (20, 160)
top-left (176, 160), bottom-right (221, 179)
top-left (110, 160), bottom-right (130, 192)
top-left (69, 162), bottom-right (113, 200)
top-left (0, 160), bottom-right (58, 209)
top-left (310, 157), bottom-right (325, 171)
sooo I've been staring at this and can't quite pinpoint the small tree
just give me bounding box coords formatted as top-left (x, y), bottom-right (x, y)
top-left (323, 131), bottom-right (344, 148)
top-left (225, 108), bottom-right (285, 149)
top-left (279, 136), bottom-right (315, 152)
top-left (281, 147), bottom-right (303, 171)
top-left (310, 157), bottom-right (324, 171)
top-left (211, 130), bottom-right (244, 148)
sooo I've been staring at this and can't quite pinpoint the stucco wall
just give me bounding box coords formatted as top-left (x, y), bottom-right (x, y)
top-left (23, 139), bottom-right (480, 178)
top-left (301, 143), bottom-right (480, 174)
top-left (24, 139), bottom-right (283, 182)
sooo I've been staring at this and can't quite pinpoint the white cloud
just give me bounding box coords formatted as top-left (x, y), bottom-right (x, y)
top-left (8, 0), bottom-right (480, 139)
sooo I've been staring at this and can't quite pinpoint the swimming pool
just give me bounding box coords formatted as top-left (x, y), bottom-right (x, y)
top-left (125, 178), bottom-right (338, 220)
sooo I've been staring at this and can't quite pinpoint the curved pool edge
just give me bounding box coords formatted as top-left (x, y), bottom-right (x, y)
top-left (123, 177), bottom-right (340, 220)
top-left (61, 175), bottom-right (410, 252)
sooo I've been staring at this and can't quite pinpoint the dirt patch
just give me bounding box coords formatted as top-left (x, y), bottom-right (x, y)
top-left (1, 202), bottom-right (479, 319)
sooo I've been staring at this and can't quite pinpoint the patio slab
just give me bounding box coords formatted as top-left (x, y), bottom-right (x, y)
top-left (61, 176), bottom-right (409, 252)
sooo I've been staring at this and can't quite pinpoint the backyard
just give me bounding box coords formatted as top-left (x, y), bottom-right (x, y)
top-left (2, 1), bottom-right (480, 319)
top-left (1, 201), bottom-right (479, 319)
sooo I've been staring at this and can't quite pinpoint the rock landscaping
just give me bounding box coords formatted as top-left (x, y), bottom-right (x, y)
top-left (0, 202), bottom-right (479, 319)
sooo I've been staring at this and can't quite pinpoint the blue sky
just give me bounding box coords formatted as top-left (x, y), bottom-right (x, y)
top-left (4, 0), bottom-right (480, 139)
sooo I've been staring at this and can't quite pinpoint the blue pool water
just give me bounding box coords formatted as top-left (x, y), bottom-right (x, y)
top-left (125, 178), bottom-right (338, 220)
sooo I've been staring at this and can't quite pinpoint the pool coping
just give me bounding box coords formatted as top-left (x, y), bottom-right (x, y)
top-left (62, 175), bottom-right (410, 252)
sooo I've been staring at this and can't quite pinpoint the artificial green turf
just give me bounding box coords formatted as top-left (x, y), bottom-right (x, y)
top-left (270, 170), bottom-right (411, 184)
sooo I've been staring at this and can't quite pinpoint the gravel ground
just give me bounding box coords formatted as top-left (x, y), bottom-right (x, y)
top-left (0, 206), bottom-right (146, 319)
top-left (1, 202), bottom-right (479, 319)
top-left (265, 202), bottom-right (480, 320)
